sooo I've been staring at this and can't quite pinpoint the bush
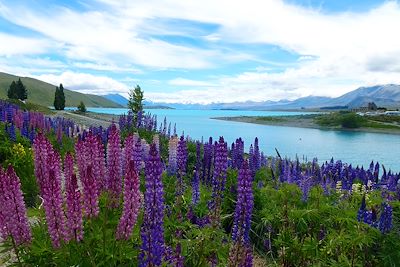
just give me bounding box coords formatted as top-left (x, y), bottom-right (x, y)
top-left (77, 101), bottom-right (87, 112)
top-left (340, 113), bottom-right (365, 128)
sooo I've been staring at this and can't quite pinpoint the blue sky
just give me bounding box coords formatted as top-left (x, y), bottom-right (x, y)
top-left (0, 0), bottom-right (399, 103)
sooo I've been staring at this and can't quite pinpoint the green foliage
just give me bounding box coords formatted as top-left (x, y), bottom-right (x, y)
top-left (7, 80), bottom-right (18, 99)
top-left (315, 112), bottom-right (367, 129)
top-left (53, 83), bottom-right (66, 110)
top-left (7, 78), bottom-right (27, 100)
top-left (128, 85), bottom-right (144, 122)
top-left (0, 123), bottom-right (38, 207)
top-left (2, 119), bottom-right (400, 266)
top-left (340, 113), bottom-right (366, 128)
top-left (77, 101), bottom-right (87, 113)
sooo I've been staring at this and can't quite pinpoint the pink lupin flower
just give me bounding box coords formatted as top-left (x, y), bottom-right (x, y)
top-left (116, 160), bottom-right (141, 240)
top-left (66, 173), bottom-right (84, 242)
top-left (64, 154), bottom-right (83, 242)
top-left (82, 165), bottom-right (100, 218)
top-left (33, 134), bottom-right (67, 248)
top-left (0, 166), bottom-right (32, 246)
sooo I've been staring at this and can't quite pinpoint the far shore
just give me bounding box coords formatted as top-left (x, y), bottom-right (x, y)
top-left (212, 115), bottom-right (400, 135)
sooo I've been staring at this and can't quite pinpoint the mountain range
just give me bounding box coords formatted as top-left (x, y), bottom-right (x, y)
top-left (1, 71), bottom-right (398, 110)
top-left (0, 72), bottom-right (121, 108)
top-left (105, 84), bottom-right (400, 110)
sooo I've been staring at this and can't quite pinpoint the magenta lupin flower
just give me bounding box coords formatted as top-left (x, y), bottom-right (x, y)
top-left (33, 133), bottom-right (53, 193)
top-left (106, 124), bottom-right (123, 207)
top-left (123, 134), bottom-right (135, 174)
top-left (75, 132), bottom-right (106, 192)
top-left (116, 160), bottom-right (141, 240)
top-left (33, 134), bottom-right (68, 248)
top-left (82, 165), bottom-right (100, 218)
top-left (45, 167), bottom-right (68, 248)
top-left (64, 154), bottom-right (84, 242)
top-left (66, 173), bottom-right (84, 242)
top-left (64, 153), bottom-right (74, 190)
top-left (0, 166), bottom-right (32, 246)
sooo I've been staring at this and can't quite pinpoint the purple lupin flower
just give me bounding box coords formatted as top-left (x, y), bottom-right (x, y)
top-left (176, 135), bottom-right (188, 197)
top-left (65, 172), bottom-right (84, 242)
top-left (202, 137), bottom-right (213, 184)
top-left (134, 137), bottom-right (143, 172)
top-left (378, 202), bottom-right (393, 234)
top-left (116, 160), bottom-right (141, 240)
top-left (168, 136), bottom-right (178, 175)
top-left (106, 124), bottom-right (123, 207)
top-left (253, 137), bottom-right (261, 171)
top-left (210, 136), bottom-right (228, 227)
top-left (139, 144), bottom-right (165, 267)
top-left (177, 135), bottom-right (188, 176)
top-left (192, 141), bottom-right (201, 205)
top-left (0, 166), bottom-right (32, 246)
top-left (231, 160), bottom-right (253, 243)
top-left (229, 160), bottom-right (254, 267)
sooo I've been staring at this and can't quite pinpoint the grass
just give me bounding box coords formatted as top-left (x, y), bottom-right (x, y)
top-left (6, 99), bottom-right (54, 115)
top-left (315, 112), bottom-right (400, 130)
top-left (0, 72), bottom-right (122, 108)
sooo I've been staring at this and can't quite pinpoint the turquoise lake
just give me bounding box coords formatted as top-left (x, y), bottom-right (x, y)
top-left (84, 107), bottom-right (400, 172)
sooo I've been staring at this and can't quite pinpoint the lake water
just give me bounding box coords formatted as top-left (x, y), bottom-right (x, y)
top-left (84, 107), bottom-right (400, 172)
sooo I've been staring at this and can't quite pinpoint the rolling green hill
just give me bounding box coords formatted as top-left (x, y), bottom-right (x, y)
top-left (0, 72), bottom-right (122, 108)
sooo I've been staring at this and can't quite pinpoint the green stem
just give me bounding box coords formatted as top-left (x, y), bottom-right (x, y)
top-left (10, 235), bottom-right (22, 267)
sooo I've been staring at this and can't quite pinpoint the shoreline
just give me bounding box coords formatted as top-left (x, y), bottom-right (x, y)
top-left (212, 116), bottom-right (400, 136)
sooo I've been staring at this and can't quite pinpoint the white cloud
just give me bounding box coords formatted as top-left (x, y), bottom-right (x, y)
top-left (168, 78), bottom-right (216, 87)
top-left (0, 33), bottom-right (51, 56)
top-left (73, 62), bottom-right (143, 73)
top-left (34, 71), bottom-right (129, 95)
top-left (1, 0), bottom-right (400, 103)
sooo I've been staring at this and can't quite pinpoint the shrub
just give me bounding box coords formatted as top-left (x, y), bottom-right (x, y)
top-left (340, 113), bottom-right (365, 128)
top-left (77, 101), bottom-right (87, 113)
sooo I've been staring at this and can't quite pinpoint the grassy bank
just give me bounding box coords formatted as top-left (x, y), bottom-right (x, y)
top-left (213, 112), bottom-right (400, 135)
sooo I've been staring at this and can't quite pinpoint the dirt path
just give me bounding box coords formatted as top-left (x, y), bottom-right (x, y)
top-left (54, 110), bottom-right (118, 128)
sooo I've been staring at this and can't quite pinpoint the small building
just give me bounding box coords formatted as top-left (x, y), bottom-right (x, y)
top-left (368, 102), bottom-right (377, 111)
top-left (351, 102), bottom-right (378, 113)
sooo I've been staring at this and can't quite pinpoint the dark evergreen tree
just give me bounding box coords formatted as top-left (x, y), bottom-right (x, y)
top-left (54, 84), bottom-right (65, 110)
top-left (59, 84), bottom-right (65, 110)
top-left (16, 78), bottom-right (27, 100)
top-left (7, 81), bottom-right (18, 99)
top-left (54, 86), bottom-right (60, 110)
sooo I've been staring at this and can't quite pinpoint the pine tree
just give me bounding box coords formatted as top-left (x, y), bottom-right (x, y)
top-left (59, 84), bottom-right (65, 110)
top-left (54, 86), bottom-right (60, 110)
top-left (16, 78), bottom-right (27, 100)
top-left (127, 85), bottom-right (144, 123)
top-left (54, 84), bottom-right (65, 110)
top-left (7, 81), bottom-right (18, 99)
